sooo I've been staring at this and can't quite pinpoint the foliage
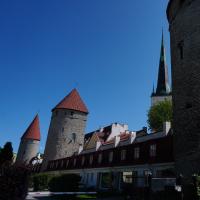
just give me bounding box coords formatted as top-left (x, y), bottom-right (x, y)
top-left (32, 173), bottom-right (53, 191)
top-left (0, 142), bottom-right (13, 166)
top-left (147, 100), bottom-right (172, 131)
top-left (0, 164), bottom-right (30, 200)
top-left (48, 174), bottom-right (81, 192)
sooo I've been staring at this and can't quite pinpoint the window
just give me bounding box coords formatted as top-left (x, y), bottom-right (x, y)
top-left (66, 160), bottom-right (69, 168)
top-left (73, 158), bottom-right (77, 166)
top-left (134, 147), bottom-right (140, 159)
top-left (71, 133), bottom-right (76, 143)
top-left (89, 155), bottom-right (93, 165)
top-left (91, 173), bottom-right (93, 181)
top-left (61, 160), bottom-right (64, 168)
top-left (150, 144), bottom-right (156, 157)
top-left (98, 153), bottom-right (102, 164)
top-left (81, 156), bottom-right (85, 166)
top-left (178, 40), bottom-right (184, 60)
top-left (55, 161), bottom-right (58, 169)
top-left (109, 151), bottom-right (113, 163)
top-left (121, 149), bottom-right (126, 161)
top-left (51, 162), bottom-right (54, 169)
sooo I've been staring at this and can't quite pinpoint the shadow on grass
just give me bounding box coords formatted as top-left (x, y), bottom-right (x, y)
top-left (33, 194), bottom-right (96, 200)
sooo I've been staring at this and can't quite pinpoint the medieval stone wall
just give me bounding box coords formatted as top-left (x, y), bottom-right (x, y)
top-left (167, 0), bottom-right (200, 178)
top-left (16, 139), bottom-right (39, 164)
top-left (41, 109), bottom-right (87, 171)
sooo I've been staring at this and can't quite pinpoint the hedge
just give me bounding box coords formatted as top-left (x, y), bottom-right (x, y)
top-left (0, 165), bottom-right (30, 200)
top-left (32, 173), bottom-right (53, 191)
top-left (48, 174), bottom-right (81, 192)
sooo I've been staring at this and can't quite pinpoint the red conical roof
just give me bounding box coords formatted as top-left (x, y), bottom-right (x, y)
top-left (21, 115), bottom-right (41, 141)
top-left (53, 88), bottom-right (89, 114)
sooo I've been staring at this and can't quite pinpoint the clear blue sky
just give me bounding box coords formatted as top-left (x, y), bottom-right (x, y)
top-left (0, 0), bottom-right (170, 152)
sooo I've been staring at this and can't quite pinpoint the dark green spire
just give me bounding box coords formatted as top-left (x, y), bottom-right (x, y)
top-left (155, 31), bottom-right (170, 96)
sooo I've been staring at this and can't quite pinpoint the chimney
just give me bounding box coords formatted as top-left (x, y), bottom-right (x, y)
top-left (115, 135), bottom-right (120, 147)
top-left (96, 141), bottom-right (101, 151)
top-left (78, 144), bottom-right (83, 154)
top-left (163, 121), bottom-right (171, 135)
top-left (130, 132), bottom-right (136, 144)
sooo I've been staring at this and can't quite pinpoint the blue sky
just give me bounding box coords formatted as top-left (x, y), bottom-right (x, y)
top-left (0, 0), bottom-right (170, 152)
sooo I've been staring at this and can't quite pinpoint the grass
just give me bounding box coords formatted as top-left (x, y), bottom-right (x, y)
top-left (51, 194), bottom-right (96, 200)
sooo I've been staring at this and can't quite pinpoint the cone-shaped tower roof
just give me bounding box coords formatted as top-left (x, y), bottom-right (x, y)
top-left (21, 115), bottom-right (41, 141)
top-left (154, 31), bottom-right (170, 96)
top-left (53, 88), bottom-right (89, 114)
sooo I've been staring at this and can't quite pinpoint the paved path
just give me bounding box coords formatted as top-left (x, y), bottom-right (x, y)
top-left (26, 192), bottom-right (124, 200)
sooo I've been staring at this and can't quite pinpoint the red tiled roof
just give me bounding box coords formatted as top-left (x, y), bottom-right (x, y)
top-left (103, 138), bottom-right (115, 145)
top-left (53, 89), bottom-right (88, 114)
top-left (21, 115), bottom-right (41, 141)
top-left (120, 132), bottom-right (130, 141)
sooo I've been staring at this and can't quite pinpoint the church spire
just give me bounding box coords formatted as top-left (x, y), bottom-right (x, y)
top-left (155, 31), bottom-right (170, 96)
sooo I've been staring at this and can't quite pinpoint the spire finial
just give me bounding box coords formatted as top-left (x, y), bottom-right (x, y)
top-left (155, 30), bottom-right (170, 96)
top-left (153, 84), bottom-right (155, 93)
top-left (161, 28), bottom-right (164, 46)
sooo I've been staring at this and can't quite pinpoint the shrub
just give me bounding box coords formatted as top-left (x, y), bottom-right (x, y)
top-left (0, 164), bottom-right (30, 200)
top-left (0, 142), bottom-right (13, 167)
top-left (32, 173), bottom-right (53, 191)
top-left (49, 174), bottom-right (81, 192)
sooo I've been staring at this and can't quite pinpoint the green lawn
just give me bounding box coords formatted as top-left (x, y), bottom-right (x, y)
top-left (52, 194), bottom-right (96, 200)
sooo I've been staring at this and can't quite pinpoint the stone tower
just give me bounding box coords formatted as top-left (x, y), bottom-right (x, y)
top-left (16, 115), bottom-right (41, 165)
top-left (151, 32), bottom-right (171, 106)
top-left (41, 88), bottom-right (88, 171)
top-left (167, 0), bottom-right (200, 179)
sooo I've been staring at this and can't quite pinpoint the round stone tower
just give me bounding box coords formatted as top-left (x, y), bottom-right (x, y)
top-left (167, 0), bottom-right (200, 179)
top-left (16, 115), bottom-right (41, 165)
top-left (41, 88), bottom-right (88, 171)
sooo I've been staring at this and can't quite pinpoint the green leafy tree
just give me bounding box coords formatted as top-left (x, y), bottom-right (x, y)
top-left (147, 100), bottom-right (172, 132)
top-left (0, 142), bottom-right (13, 166)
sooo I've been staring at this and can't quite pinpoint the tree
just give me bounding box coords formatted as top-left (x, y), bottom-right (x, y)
top-left (0, 142), bottom-right (13, 166)
top-left (147, 100), bottom-right (172, 132)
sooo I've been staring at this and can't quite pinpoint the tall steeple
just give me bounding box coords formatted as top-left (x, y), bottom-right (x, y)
top-left (151, 31), bottom-right (172, 106)
top-left (154, 31), bottom-right (170, 96)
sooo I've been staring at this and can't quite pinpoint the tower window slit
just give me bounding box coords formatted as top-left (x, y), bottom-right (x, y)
top-left (178, 40), bottom-right (184, 60)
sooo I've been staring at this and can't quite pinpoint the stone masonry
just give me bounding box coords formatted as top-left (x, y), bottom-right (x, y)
top-left (41, 89), bottom-right (88, 171)
top-left (16, 139), bottom-right (39, 164)
top-left (167, 0), bottom-right (200, 179)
